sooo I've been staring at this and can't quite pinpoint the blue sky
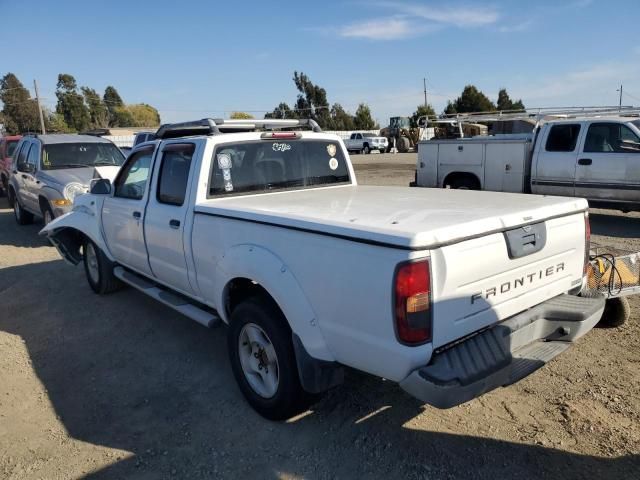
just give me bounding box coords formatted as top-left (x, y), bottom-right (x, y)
top-left (1, 0), bottom-right (639, 125)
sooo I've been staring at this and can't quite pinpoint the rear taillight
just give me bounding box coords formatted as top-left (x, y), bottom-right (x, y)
top-left (260, 132), bottom-right (300, 139)
top-left (584, 211), bottom-right (591, 274)
top-left (394, 260), bottom-right (431, 345)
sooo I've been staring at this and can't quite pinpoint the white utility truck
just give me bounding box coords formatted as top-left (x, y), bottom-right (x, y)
top-left (41, 118), bottom-right (603, 420)
top-left (414, 107), bottom-right (640, 211)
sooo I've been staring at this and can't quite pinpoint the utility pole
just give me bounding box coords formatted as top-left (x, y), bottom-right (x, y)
top-left (423, 77), bottom-right (428, 108)
top-left (618, 84), bottom-right (623, 111)
top-left (33, 79), bottom-right (46, 134)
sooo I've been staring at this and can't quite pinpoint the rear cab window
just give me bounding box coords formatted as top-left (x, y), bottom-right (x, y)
top-left (208, 138), bottom-right (350, 197)
top-left (545, 124), bottom-right (581, 152)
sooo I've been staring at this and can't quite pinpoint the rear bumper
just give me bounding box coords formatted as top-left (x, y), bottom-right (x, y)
top-left (399, 294), bottom-right (605, 409)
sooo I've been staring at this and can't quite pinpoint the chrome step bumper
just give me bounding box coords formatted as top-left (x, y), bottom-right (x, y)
top-left (399, 294), bottom-right (605, 409)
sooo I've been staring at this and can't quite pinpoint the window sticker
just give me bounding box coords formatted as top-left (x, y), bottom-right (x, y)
top-left (217, 153), bottom-right (232, 169)
top-left (326, 144), bottom-right (336, 157)
top-left (272, 143), bottom-right (291, 152)
top-left (329, 157), bottom-right (338, 170)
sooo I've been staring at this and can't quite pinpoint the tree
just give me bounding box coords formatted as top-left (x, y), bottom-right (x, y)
top-left (103, 85), bottom-right (125, 126)
top-left (111, 106), bottom-right (135, 127)
top-left (127, 103), bottom-right (161, 127)
top-left (56, 73), bottom-right (90, 132)
top-left (0, 73), bottom-right (41, 133)
top-left (410, 104), bottom-right (436, 128)
top-left (264, 102), bottom-right (298, 120)
top-left (328, 103), bottom-right (355, 131)
top-left (45, 111), bottom-right (72, 133)
top-left (81, 87), bottom-right (109, 129)
top-left (230, 111), bottom-right (254, 119)
top-left (292, 71), bottom-right (331, 127)
top-left (354, 103), bottom-right (378, 130)
top-left (444, 85), bottom-right (496, 115)
top-left (496, 88), bottom-right (525, 111)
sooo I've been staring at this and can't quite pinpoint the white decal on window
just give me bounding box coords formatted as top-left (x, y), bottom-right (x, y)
top-left (329, 157), bottom-right (339, 170)
top-left (217, 153), bottom-right (232, 169)
top-left (272, 143), bottom-right (291, 152)
top-left (326, 144), bottom-right (337, 157)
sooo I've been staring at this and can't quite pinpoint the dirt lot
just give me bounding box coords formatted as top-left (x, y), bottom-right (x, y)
top-left (1, 159), bottom-right (639, 479)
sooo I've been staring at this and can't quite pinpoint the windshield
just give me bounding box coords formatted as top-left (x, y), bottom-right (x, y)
top-left (41, 143), bottom-right (125, 170)
top-left (6, 140), bottom-right (19, 157)
top-left (209, 139), bottom-right (351, 196)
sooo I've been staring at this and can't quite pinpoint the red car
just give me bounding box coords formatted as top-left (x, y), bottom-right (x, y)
top-left (0, 135), bottom-right (21, 195)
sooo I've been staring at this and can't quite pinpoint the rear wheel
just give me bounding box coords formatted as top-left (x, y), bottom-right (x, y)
top-left (13, 196), bottom-right (34, 225)
top-left (227, 295), bottom-right (315, 420)
top-left (446, 176), bottom-right (480, 190)
top-left (83, 239), bottom-right (122, 294)
top-left (598, 297), bottom-right (630, 328)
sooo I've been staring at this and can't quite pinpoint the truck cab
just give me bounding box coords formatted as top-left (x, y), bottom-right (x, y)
top-left (532, 117), bottom-right (640, 210)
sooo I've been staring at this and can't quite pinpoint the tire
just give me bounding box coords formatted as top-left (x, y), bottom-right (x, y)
top-left (13, 195), bottom-right (34, 225)
top-left (41, 203), bottom-right (55, 226)
top-left (397, 137), bottom-right (410, 153)
top-left (0, 176), bottom-right (6, 198)
top-left (447, 176), bottom-right (479, 190)
top-left (598, 297), bottom-right (630, 328)
top-left (82, 239), bottom-right (122, 294)
top-left (227, 295), bottom-right (314, 420)
top-left (362, 144), bottom-right (371, 154)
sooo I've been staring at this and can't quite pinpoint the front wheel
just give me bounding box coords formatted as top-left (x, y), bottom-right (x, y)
top-left (83, 240), bottom-right (122, 294)
top-left (362, 144), bottom-right (371, 154)
top-left (227, 296), bottom-right (315, 420)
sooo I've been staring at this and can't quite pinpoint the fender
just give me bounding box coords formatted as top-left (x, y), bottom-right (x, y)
top-left (39, 194), bottom-right (113, 265)
top-left (215, 244), bottom-right (335, 363)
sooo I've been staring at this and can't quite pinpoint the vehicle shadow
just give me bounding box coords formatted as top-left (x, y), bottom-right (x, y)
top-left (590, 211), bottom-right (640, 239)
top-left (0, 259), bottom-right (636, 479)
top-left (0, 197), bottom-right (50, 249)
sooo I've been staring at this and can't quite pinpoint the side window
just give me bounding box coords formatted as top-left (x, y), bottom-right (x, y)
top-left (16, 142), bottom-right (29, 168)
top-left (356, 133), bottom-right (362, 140)
top-left (350, 133), bottom-right (356, 140)
top-left (585, 123), bottom-right (640, 153)
top-left (114, 149), bottom-right (153, 200)
top-left (157, 144), bottom-right (195, 206)
top-left (545, 124), bottom-right (581, 152)
top-left (27, 142), bottom-right (39, 168)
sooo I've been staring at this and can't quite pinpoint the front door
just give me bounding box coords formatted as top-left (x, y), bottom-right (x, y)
top-left (531, 123), bottom-right (582, 197)
top-left (144, 142), bottom-right (196, 295)
top-left (574, 122), bottom-right (640, 203)
top-left (102, 147), bottom-right (155, 275)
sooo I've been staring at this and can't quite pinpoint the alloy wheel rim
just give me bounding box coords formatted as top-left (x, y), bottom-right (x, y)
top-left (85, 243), bottom-right (100, 284)
top-left (238, 323), bottom-right (279, 398)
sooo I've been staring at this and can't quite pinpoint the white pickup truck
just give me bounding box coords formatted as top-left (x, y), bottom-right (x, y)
top-left (42, 118), bottom-right (604, 420)
top-left (344, 131), bottom-right (388, 154)
top-left (414, 113), bottom-right (640, 211)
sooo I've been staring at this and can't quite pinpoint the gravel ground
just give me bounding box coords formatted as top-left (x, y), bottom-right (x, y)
top-left (0, 161), bottom-right (638, 479)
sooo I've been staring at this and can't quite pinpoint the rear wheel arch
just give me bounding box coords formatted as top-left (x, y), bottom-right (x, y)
top-left (443, 172), bottom-right (481, 190)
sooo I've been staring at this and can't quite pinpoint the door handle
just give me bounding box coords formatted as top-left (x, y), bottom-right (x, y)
top-left (132, 211), bottom-right (141, 219)
top-left (169, 219), bottom-right (181, 229)
top-left (578, 158), bottom-right (592, 166)
top-left (21, 174), bottom-right (27, 179)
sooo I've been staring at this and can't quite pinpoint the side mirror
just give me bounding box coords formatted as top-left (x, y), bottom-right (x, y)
top-left (90, 178), bottom-right (112, 195)
top-left (18, 162), bottom-right (34, 174)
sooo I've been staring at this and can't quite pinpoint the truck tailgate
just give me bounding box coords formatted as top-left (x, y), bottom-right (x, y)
top-left (429, 212), bottom-right (586, 348)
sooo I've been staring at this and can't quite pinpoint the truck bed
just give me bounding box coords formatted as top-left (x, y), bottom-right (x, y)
top-left (195, 185), bottom-right (587, 250)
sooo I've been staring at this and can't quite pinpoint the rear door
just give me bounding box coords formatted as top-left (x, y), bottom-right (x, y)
top-left (144, 142), bottom-right (197, 295)
top-left (22, 142), bottom-right (42, 213)
top-left (574, 122), bottom-right (640, 202)
top-left (102, 146), bottom-right (155, 275)
top-left (531, 123), bottom-right (582, 196)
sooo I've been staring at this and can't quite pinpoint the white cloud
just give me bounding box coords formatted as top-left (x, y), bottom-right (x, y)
top-left (498, 19), bottom-right (534, 33)
top-left (385, 2), bottom-right (500, 27)
top-left (338, 17), bottom-right (437, 40)
top-left (508, 61), bottom-right (640, 107)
